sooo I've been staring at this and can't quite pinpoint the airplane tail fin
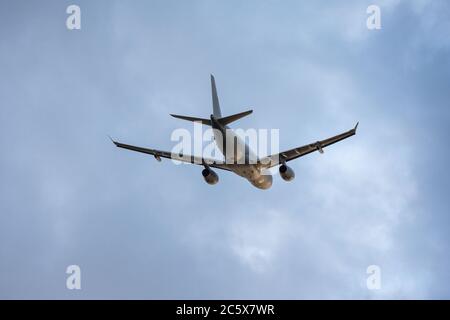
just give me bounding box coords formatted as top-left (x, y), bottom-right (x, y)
top-left (170, 75), bottom-right (253, 126)
top-left (211, 74), bottom-right (222, 118)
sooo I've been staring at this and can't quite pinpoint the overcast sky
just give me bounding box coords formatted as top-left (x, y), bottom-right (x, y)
top-left (1, 0), bottom-right (449, 299)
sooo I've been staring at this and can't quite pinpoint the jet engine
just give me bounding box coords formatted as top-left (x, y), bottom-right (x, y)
top-left (279, 164), bottom-right (295, 181)
top-left (202, 168), bottom-right (219, 185)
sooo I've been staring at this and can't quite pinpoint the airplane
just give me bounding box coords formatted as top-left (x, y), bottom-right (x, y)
top-left (111, 75), bottom-right (358, 190)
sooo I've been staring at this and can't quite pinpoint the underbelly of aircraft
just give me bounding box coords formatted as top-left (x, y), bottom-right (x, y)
top-left (230, 165), bottom-right (273, 189)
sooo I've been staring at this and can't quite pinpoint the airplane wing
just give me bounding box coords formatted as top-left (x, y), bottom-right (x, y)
top-left (111, 139), bottom-right (232, 171)
top-left (260, 123), bottom-right (358, 168)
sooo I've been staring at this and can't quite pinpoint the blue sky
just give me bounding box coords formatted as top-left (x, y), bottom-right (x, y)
top-left (0, 0), bottom-right (449, 299)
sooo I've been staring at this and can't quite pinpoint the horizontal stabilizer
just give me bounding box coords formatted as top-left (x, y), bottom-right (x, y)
top-left (170, 114), bottom-right (211, 126)
top-left (171, 109), bottom-right (253, 127)
top-left (218, 109), bottom-right (253, 125)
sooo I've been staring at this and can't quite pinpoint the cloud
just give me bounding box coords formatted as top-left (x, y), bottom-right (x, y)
top-left (229, 209), bottom-right (292, 274)
top-left (0, 0), bottom-right (449, 299)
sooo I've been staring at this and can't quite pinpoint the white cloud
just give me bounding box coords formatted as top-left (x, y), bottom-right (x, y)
top-left (228, 210), bottom-right (293, 273)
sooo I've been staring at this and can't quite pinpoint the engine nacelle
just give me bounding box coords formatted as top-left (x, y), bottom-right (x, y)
top-left (202, 168), bottom-right (219, 185)
top-left (279, 164), bottom-right (295, 182)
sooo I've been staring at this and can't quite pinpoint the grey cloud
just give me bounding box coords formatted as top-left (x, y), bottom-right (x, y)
top-left (0, 0), bottom-right (449, 299)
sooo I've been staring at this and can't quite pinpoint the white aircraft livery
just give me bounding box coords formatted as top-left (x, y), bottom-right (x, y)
top-left (112, 75), bottom-right (358, 189)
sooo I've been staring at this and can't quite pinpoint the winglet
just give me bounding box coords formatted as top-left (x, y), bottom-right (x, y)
top-left (108, 135), bottom-right (119, 146)
top-left (354, 122), bottom-right (359, 132)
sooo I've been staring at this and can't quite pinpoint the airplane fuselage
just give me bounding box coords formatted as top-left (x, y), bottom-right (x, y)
top-left (211, 115), bottom-right (273, 189)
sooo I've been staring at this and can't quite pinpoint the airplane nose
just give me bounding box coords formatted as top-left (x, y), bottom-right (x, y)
top-left (254, 174), bottom-right (272, 189)
top-left (264, 175), bottom-right (273, 189)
